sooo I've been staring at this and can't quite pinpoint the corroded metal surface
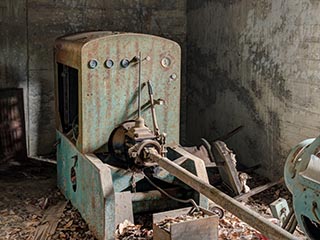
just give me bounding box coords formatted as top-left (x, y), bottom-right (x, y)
top-left (57, 131), bottom-right (110, 239)
top-left (211, 141), bottom-right (242, 196)
top-left (55, 32), bottom-right (181, 153)
top-left (153, 207), bottom-right (219, 240)
top-left (57, 132), bottom-right (136, 239)
top-left (284, 137), bottom-right (320, 239)
top-left (57, 129), bottom-right (211, 240)
top-left (55, 32), bottom-right (212, 240)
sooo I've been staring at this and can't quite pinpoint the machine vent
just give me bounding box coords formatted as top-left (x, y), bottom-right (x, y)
top-left (57, 63), bottom-right (79, 135)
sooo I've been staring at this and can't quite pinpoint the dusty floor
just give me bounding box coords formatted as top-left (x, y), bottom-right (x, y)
top-left (0, 160), bottom-right (306, 240)
top-left (0, 161), bottom-right (95, 240)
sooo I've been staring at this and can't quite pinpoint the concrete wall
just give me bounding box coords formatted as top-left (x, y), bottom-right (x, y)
top-left (0, 0), bottom-right (186, 156)
top-left (0, 0), bottom-right (28, 135)
top-left (187, 0), bottom-right (320, 180)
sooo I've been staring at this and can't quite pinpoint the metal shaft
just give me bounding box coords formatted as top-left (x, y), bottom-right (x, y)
top-left (149, 152), bottom-right (299, 240)
top-left (147, 81), bottom-right (160, 136)
top-left (138, 52), bottom-right (142, 118)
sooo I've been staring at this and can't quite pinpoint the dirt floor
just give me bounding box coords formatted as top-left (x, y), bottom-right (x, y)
top-left (0, 161), bottom-right (95, 240)
top-left (0, 160), bottom-right (306, 240)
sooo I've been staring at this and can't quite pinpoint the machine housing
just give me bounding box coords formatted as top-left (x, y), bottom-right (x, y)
top-left (54, 32), bottom-right (209, 240)
top-left (285, 136), bottom-right (320, 239)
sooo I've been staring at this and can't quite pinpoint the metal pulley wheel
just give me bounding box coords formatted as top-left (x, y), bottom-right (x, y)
top-left (130, 139), bottom-right (162, 167)
top-left (108, 120), bottom-right (135, 163)
top-left (209, 205), bottom-right (224, 219)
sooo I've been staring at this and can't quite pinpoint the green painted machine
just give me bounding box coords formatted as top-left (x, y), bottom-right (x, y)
top-left (285, 136), bottom-right (320, 239)
top-left (55, 32), bottom-right (299, 240)
top-left (54, 32), bottom-right (210, 240)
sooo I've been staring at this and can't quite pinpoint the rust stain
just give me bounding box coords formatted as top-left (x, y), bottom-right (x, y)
top-left (56, 32), bottom-right (181, 153)
top-left (291, 146), bottom-right (303, 163)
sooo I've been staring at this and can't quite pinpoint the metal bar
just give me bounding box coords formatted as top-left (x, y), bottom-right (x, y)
top-left (150, 152), bottom-right (299, 240)
top-left (147, 81), bottom-right (160, 136)
top-left (29, 156), bottom-right (57, 165)
top-left (138, 52), bottom-right (142, 118)
top-left (131, 188), bottom-right (184, 202)
top-left (214, 125), bottom-right (244, 141)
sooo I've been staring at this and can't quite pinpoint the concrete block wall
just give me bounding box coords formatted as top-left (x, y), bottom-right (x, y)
top-left (0, 0), bottom-right (186, 156)
top-left (187, 0), bottom-right (320, 179)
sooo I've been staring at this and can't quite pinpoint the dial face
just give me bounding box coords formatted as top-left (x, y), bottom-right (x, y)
top-left (88, 59), bottom-right (98, 69)
top-left (105, 59), bottom-right (114, 68)
top-left (161, 57), bottom-right (171, 68)
top-left (120, 58), bottom-right (130, 68)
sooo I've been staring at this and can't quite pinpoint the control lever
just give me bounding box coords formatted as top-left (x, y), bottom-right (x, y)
top-left (147, 80), bottom-right (160, 136)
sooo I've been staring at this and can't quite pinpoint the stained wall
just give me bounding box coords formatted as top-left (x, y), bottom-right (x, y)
top-left (187, 0), bottom-right (320, 179)
top-left (0, 0), bottom-right (187, 155)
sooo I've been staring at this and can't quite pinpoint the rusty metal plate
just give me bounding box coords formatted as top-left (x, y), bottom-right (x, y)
top-left (153, 207), bottom-right (219, 240)
top-left (212, 141), bottom-right (242, 196)
top-left (0, 88), bottom-right (27, 163)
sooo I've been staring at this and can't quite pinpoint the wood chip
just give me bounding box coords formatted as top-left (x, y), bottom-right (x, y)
top-left (33, 201), bottom-right (67, 240)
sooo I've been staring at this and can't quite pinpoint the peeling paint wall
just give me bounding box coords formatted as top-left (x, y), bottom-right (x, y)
top-left (187, 0), bottom-right (320, 179)
top-left (0, 0), bottom-right (186, 156)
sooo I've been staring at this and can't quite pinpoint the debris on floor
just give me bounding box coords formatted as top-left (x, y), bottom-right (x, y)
top-left (0, 162), bottom-right (95, 240)
top-left (218, 212), bottom-right (262, 240)
top-left (115, 220), bottom-right (153, 240)
top-left (50, 203), bottom-right (95, 240)
top-left (155, 209), bottom-right (208, 232)
top-left (33, 201), bottom-right (67, 240)
top-left (0, 161), bottom-right (306, 240)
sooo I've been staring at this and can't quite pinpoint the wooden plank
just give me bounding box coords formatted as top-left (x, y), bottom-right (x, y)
top-left (33, 201), bottom-right (67, 240)
top-left (235, 178), bottom-right (284, 201)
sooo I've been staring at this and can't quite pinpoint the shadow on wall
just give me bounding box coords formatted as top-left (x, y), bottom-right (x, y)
top-left (27, 1), bottom-right (187, 156)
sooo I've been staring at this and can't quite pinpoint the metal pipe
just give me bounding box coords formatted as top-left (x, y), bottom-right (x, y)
top-left (138, 52), bottom-right (142, 118)
top-left (150, 152), bottom-right (299, 240)
top-left (132, 188), bottom-right (186, 202)
top-left (147, 80), bottom-right (160, 136)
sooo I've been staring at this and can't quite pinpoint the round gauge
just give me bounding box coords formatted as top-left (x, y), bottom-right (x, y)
top-left (88, 59), bottom-right (98, 69)
top-left (105, 59), bottom-right (114, 69)
top-left (161, 57), bottom-right (171, 68)
top-left (120, 58), bottom-right (130, 68)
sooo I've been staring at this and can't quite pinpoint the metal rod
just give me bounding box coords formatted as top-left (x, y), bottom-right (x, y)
top-left (214, 125), bottom-right (244, 141)
top-left (149, 152), bottom-right (299, 240)
top-left (138, 52), bottom-right (142, 118)
top-left (147, 81), bottom-right (160, 136)
top-left (131, 187), bottom-right (182, 202)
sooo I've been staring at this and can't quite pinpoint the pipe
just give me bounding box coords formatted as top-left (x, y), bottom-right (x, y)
top-left (150, 152), bottom-right (299, 240)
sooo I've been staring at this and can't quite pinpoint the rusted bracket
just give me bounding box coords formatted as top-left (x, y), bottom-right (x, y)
top-left (202, 139), bottom-right (242, 196)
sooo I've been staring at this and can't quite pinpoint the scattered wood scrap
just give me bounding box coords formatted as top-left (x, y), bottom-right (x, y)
top-left (33, 201), bottom-right (67, 240)
top-left (115, 220), bottom-right (153, 240)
